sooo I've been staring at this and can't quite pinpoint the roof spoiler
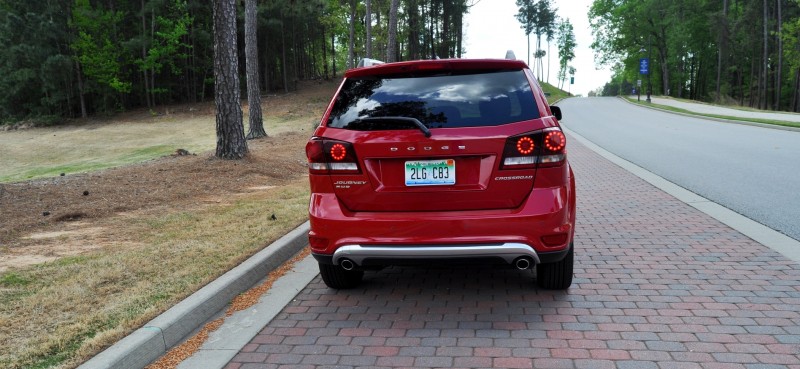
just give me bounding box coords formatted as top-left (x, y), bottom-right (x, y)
top-left (357, 58), bottom-right (385, 68)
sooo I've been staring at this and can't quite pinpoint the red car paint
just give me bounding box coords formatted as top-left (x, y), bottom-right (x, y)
top-left (306, 58), bottom-right (576, 289)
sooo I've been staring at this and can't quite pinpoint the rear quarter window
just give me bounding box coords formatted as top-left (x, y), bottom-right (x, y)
top-left (327, 70), bottom-right (540, 130)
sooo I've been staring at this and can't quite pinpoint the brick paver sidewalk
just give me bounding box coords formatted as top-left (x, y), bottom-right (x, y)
top-left (226, 135), bottom-right (800, 369)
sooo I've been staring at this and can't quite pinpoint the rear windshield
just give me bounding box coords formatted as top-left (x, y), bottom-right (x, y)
top-left (326, 70), bottom-right (540, 130)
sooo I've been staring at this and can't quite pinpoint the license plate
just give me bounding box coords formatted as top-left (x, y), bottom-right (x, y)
top-left (405, 159), bottom-right (456, 186)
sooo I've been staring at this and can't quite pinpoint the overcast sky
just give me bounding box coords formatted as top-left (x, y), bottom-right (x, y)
top-left (462, 0), bottom-right (612, 96)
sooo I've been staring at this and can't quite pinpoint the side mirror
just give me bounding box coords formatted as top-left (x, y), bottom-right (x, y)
top-left (551, 106), bottom-right (562, 121)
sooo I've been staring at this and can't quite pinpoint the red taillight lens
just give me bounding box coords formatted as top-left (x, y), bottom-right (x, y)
top-left (545, 131), bottom-right (565, 152)
top-left (539, 129), bottom-right (566, 167)
top-left (501, 128), bottom-right (566, 170)
top-left (516, 136), bottom-right (534, 155)
top-left (305, 137), bottom-right (360, 174)
top-left (330, 144), bottom-right (347, 161)
top-left (502, 133), bottom-right (537, 169)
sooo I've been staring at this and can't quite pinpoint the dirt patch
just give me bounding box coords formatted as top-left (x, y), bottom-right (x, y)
top-left (0, 133), bottom-right (310, 270)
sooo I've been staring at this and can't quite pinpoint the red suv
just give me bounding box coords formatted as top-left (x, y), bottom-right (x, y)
top-left (305, 57), bottom-right (575, 290)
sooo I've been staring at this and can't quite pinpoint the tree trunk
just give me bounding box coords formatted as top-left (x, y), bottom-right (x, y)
top-left (187, 4), bottom-right (197, 103)
top-left (281, 16), bottom-right (288, 93)
top-left (658, 28), bottom-right (669, 96)
top-left (76, 62), bottom-right (88, 119)
top-left (792, 67), bottom-right (799, 112)
top-left (141, 0), bottom-right (152, 109)
top-left (775, 0), bottom-right (782, 111)
top-left (244, 0), bottom-right (265, 140)
top-left (527, 34), bottom-right (530, 66)
top-left (428, 2), bottom-right (435, 58)
top-left (440, 0), bottom-right (450, 58)
top-left (331, 31), bottom-right (337, 78)
top-left (387, 0), bottom-right (400, 62)
top-left (292, 17), bottom-right (298, 90)
top-left (150, 10), bottom-right (156, 107)
top-left (322, 25), bottom-right (328, 79)
top-left (213, 0), bottom-right (247, 159)
top-left (762, 0), bottom-right (768, 110)
top-left (738, 68), bottom-right (744, 106)
top-left (348, 0), bottom-right (356, 68)
top-left (716, 0), bottom-right (729, 102)
top-left (750, 57), bottom-right (758, 107)
top-left (366, 0), bottom-right (372, 59)
top-left (264, 29), bottom-right (272, 94)
top-left (408, 0), bottom-right (419, 60)
top-left (455, 4), bottom-right (463, 57)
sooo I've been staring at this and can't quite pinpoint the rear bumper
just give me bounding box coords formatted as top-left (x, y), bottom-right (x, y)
top-left (312, 243), bottom-right (570, 267)
top-left (308, 184), bottom-right (574, 258)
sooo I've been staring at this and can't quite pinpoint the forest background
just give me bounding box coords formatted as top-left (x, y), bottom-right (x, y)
top-left (590, 0), bottom-right (800, 112)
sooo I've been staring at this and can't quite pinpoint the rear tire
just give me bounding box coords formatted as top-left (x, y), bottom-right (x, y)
top-left (536, 243), bottom-right (574, 290)
top-left (319, 263), bottom-right (363, 289)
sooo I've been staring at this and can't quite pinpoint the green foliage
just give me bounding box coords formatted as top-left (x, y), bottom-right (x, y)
top-left (540, 81), bottom-right (570, 104)
top-left (0, 0), bottom-right (473, 122)
top-left (0, 1), bottom-right (74, 121)
top-left (515, 0), bottom-right (557, 78)
top-left (137, 0), bottom-right (192, 80)
top-left (590, 0), bottom-right (800, 110)
top-left (783, 12), bottom-right (800, 75)
top-left (71, 0), bottom-right (131, 94)
top-left (556, 18), bottom-right (576, 89)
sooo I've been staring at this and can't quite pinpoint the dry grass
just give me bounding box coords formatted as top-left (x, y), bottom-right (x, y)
top-left (0, 180), bottom-right (310, 369)
top-left (0, 80), bottom-right (338, 369)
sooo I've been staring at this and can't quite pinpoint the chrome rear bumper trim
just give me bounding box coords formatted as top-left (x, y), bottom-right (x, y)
top-left (331, 243), bottom-right (540, 266)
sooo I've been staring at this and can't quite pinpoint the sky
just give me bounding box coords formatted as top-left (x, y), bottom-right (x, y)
top-left (462, 0), bottom-right (612, 96)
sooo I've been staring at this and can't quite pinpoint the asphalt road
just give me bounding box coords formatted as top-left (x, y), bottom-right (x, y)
top-left (557, 97), bottom-right (800, 242)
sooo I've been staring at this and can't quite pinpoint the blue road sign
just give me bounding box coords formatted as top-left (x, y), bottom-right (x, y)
top-left (640, 58), bottom-right (649, 75)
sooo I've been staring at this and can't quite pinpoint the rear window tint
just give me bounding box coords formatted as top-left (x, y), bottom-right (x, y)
top-left (326, 70), bottom-right (540, 130)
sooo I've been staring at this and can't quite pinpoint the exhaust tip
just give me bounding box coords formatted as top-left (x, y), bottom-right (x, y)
top-left (340, 259), bottom-right (355, 271)
top-left (514, 257), bottom-right (532, 270)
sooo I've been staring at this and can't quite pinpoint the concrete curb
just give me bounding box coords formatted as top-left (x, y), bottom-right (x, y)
top-left (78, 221), bottom-right (311, 369)
top-left (616, 96), bottom-right (800, 133)
top-left (177, 255), bottom-right (319, 369)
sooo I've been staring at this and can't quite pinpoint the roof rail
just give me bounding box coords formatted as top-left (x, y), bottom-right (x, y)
top-left (505, 50), bottom-right (517, 60)
top-left (357, 58), bottom-right (385, 68)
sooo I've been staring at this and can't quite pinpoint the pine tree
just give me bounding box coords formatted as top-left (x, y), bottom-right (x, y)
top-left (245, 0), bottom-right (266, 139)
top-left (213, 0), bottom-right (247, 159)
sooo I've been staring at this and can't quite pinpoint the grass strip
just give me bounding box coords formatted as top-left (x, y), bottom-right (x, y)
top-left (541, 82), bottom-right (572, 105)
top-left (623, 97), bottom-right (800, 129)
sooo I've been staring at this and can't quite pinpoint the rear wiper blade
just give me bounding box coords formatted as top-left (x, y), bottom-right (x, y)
top-left (358, 117), bottom-right (432, 138)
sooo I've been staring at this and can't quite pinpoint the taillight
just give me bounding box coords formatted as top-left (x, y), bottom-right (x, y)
top-left (501, 128), bottom-right (566, 169)
top-left (502, 134), bottom-right (538, 169)
top-left (540, 130), bottom-right (566, 167)
top-left (305, 137), bottom-right (360, 174)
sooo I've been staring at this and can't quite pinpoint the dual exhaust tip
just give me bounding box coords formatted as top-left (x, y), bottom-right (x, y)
top-left (514, 257), bottom-right (532, 270)
top-left (340, 258), bottom-right (356, 271)
top-left (338, 257), bottom-right (533, 271)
